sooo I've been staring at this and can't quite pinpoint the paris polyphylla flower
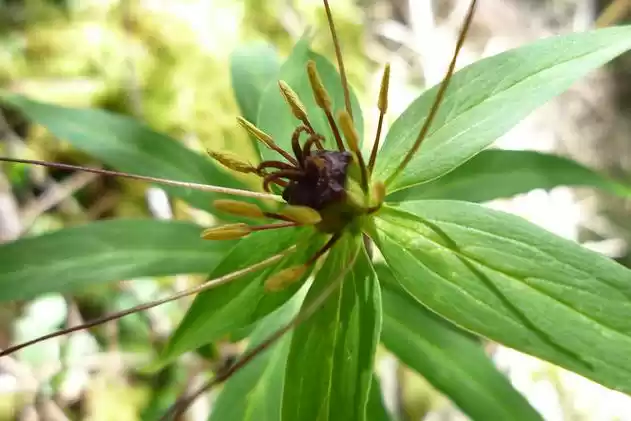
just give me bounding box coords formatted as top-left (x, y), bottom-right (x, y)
top-left (0, 0), bottom-right (477, 418)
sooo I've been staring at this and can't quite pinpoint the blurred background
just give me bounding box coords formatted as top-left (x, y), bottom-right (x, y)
top-left (1, 0), bottom-right (631, 420)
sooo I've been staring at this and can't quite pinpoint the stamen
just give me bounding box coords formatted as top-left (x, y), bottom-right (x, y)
top-left (279, 205), bottom-right (322, 225)
top-left (250, 221), bottom-right (299, 232)
top-left (306, 60), bottom-right (346, 152)
top-left (237, 117), bottom-right (299, 166)
top-left (385, 0), bottom-right (477, 187)
top-left (322, 0), bottom-right (353, 121)
top-left (0, 245), bottom-right (297, 358)
top-left (264, 265), bottom-right (307, 292)
top-left (366, 181), bottom-right (386, 214)
top-left (201, 223), bottom-right (251, 240)
top-left (369, 63), bottom-right (390, 173)
top-left (0, 157), bottom-right (285, 202)
top-left (213, 199), bottom-right (265, 219)
top-left (278, 81), bottom-right (314, 132)
top-left (338, 110), bottom-right (369, 192)
top-left (207, 150), bottom-right (257, 174)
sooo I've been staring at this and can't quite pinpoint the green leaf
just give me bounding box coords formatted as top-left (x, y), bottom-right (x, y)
top-left (161, 228), bottom-right (322, 364)
top-left (366, 375), bottom-right (394, 421)
top-left (209, 283), bottom-right (307, 421)
top-left (372, 200), bottom-right (631, 394)
top-left (0, 219), bottom-right (230, 302)
top-left (378, 266), bottom-right (543, 421)
top-left (0, 93), bottom-right (246, 211)
top-left (256, 36), bottom-right (364, 161)
top-left (231, 42), bottom-right (281, 126)
top-left (386, 149), bottom-right (631, 203)
top-left (282, 235), bottom-right (382, 421)
top-left (374, 26), bottom-right (631, 193)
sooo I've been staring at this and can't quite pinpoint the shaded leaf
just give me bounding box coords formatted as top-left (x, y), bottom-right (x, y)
top-left (161, 228), bottom-right (322, 364)
top-left (374, 26), bottom-right (631, 193)
top-left (231, 42), bottom-right (281, 127)
top-left (378, 266), bottom-right (543, 421)
top-left (257, 36), bottom-right (364, 162)
top-left (0, 93), bottom-right (245, 211)
top-left (0, 219), bottom-right (230, 302)
top-left (386, 149), bottom-right (631, 203)
top-left (209, 282), bottom-right (307, 421)
top-left (282, 235), bottom-right (381, 421)
top-left (373, 201), bottom-right (631, 394)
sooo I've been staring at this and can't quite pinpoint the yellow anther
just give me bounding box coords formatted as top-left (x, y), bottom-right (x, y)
top-left (337, 110), bottom-right (360, 153)
top-left (264, 265), bottom-right (307, 292)
top-left (280, 205), bottom-right (322, 225)
top-left (213, 199), bottom-right (264, 219)
top-left (378, 63), bottom-right (391, 113)
top-left (372, 181), bottom-right (386, 205)
top-left (201, 223), bottom-right (251, 240)
top-left (307, 60), bottom-right (332, 111)
top-left (207, 150), bottom-right (257, 174)
top-left (278, 80), bottom-right (309, 124)
top-left (236, 117), bottom-right (275, 150)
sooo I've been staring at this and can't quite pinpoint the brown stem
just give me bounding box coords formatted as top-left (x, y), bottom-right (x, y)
top-left (0, 248), bottom-right (295, 357)
top-left (323, 0), bottom-right (353, 121)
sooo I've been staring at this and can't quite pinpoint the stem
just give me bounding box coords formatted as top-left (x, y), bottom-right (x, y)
top-left (0, 246), bottom-right (296, 357)
top-left (323, 0), bottom-right (353, 121)
top-left (384, 0), bottom-right (477, 187)
top-left (0, 157), bottom-right (284, 202)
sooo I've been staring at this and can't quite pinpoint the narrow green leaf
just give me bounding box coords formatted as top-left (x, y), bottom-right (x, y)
top-left (386, 149), bottom-right (631, 203)
top-left (0, 93), bottom-right (246, 211)
top-left (231, 42), bottom-right (281, 126)
top-left (367, 375), bottom-right (394, 421)
top-left (209, 283), bottom-right (307, 421)
top-left (256, 36), bottom-right (364, 161)
top-left (161, 228), bottom-right (322, 364)
top-left (372, 200), bottom-right (631, 394)
top-left (374, 26), bottom-right (631, 193)
top-left (378, 266), bottom-right (543, 421)
top-left (282, 235), bottom-right (382, 421)
top-left (0, 219), bottom-right (230, 302)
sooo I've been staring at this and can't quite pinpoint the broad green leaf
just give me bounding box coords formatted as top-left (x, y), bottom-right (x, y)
top-left (378, 266), bottom-right (543, 421)
top-left (374, 26), bottom-right (631, 193)
top-left (372, 200), bottom-right (631, 394)
top-left (209, 283), bottom-right (307, 421)
top-left (231, 42), bottom-right (281, 127)
top-left (257, 36), bottom-right (364, 162)
top-left (161, 228), bottom-right (323, 364)
top-left (366, 375), bottom-right (394, 421)
top-left (0, 93), bottom-right (246, 211)
top-left (386, 149), bottom-right (631, 203)
top-left (282, 235), bottom-right (382, 421)
top-left (0, 219), bottom-right (230, 302)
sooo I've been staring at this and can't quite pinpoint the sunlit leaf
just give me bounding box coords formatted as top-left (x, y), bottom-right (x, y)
top-left (378, 266), bottom-right (543, 421)
top-left (256, 36), bottom-right (364, 161)
top-left (161, 228), bottom-right (322, 364)
top-left (372, 201), bottom-right (631, 394)
top-left (209, 283), bottom-right (307, 421)
top-left (0, 93), bottom-right (245, 211)
top-left (374, 26), bottom-right (631, 193)
top-left (386, 149), bottom-right (631, 203)
top-left (282, 235), bottom-right (381, 421)
top-left (0, 219), bottom-right (230, 302)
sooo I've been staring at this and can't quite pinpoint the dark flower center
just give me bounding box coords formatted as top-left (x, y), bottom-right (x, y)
top-left (281, 150), bottom-right (352, 210)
